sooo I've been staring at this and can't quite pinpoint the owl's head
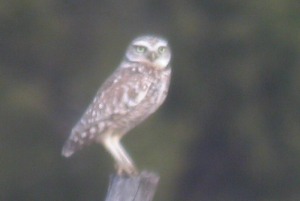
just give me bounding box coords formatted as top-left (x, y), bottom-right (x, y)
top-left (125, 35), bottom-right (171, 69)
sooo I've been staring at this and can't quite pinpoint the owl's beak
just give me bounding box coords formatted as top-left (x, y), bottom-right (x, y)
top-left (148, 52), bottom-right (158, 61)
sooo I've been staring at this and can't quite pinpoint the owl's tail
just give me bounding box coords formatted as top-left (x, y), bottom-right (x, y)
top-left (61, 140), bottom-right (76, 157)
top-left (61, 130), bottom-right (94, 157)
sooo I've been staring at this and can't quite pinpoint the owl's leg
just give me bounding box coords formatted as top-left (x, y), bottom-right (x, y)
top-left (102, 136), bottom-right (137, 175)
top-left (112, 138), bottom-right (138, 175)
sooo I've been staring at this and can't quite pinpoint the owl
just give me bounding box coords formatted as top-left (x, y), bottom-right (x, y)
top-left (62, 35), bottom-right (172, 175)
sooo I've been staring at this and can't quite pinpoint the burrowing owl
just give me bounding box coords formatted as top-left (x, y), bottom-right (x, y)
top-left (62, 35), bottom-right (172, 175)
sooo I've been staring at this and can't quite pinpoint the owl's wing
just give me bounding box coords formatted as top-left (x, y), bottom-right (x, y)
top-left (62, 67), bottom-right (153, 157)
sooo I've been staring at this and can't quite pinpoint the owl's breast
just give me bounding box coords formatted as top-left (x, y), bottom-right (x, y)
top-left (103, 65), bottom-right (171, 136)
top-left (119, 79), bottom-right (169, 132)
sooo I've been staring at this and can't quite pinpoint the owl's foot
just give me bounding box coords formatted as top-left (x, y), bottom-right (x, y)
top-left (115, 164), bottom-right (139, 176)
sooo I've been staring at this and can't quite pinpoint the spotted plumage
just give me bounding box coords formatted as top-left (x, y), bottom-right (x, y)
top-left (62, 35), bottom-right (172, 175)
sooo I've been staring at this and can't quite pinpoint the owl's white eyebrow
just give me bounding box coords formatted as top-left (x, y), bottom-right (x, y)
top-left (155, 42), bottom-right (167, 47)
top-left (133, 41), bottom-right (168, 50)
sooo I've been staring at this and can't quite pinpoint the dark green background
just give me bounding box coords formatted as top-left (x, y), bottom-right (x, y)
top-left (1, 0), bottom-right (299, 200)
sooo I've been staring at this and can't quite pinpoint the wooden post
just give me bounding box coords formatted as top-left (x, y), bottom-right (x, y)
top-left (104, 171), bottom-right (160, 201)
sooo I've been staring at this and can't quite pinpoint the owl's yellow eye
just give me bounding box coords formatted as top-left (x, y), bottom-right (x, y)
top-left (158, 46), bottom-right (166, 54)
top-left (135, 46), bottom-right (146, 53)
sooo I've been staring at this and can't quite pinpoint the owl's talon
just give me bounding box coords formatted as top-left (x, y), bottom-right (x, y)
top-left (115, 163), bottom-right (138, 176)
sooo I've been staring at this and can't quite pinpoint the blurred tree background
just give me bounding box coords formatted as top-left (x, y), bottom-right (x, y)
top-left (1, 0), bottom-right (299, 200)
